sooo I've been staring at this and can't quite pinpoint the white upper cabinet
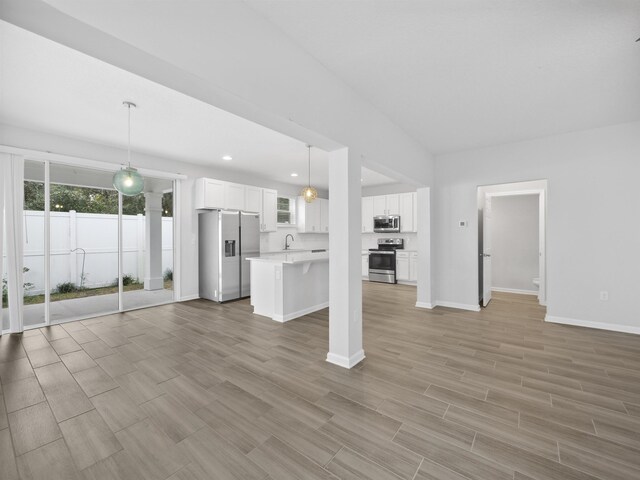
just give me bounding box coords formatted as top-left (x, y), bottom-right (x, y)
top-left (195, 178), bottom-right (225, 209)
top-left (372, 196), bottom-right (387, 216)
top-left (224, 182), bottom-right (246, 211)
top-left (386, 194), bottom-right (400, 215)
top-left (244, 185), bottom-right (262, 214)
top-left (195, 179), bottom-right (276, 231)
top-left (362, 197), bottom-right (374, 233)
top-left (319, 198), bottom-right (329, 233)
top-left (297, 196), bottom-right (327, 233)
top-left (261, 189), bottom-right (278, 232)
top-left (362, 192), bottom-right (417, 232)
top-left (399, 192), bottom-right (417, 232)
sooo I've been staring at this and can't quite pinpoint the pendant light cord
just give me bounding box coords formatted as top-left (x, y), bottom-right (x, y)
top-left (127, 103), bottom-right (131, 169)
top-left (307, 145), bottom-right (311, 188)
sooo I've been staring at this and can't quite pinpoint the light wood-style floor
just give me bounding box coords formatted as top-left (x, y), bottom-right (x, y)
top-left (1, 283), bottom-right (640, 480)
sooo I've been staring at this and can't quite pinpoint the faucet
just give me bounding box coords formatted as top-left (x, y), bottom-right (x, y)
top-left (284, 234), bottom-right (295, 250)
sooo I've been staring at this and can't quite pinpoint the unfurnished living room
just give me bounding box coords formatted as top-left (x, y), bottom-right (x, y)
top-left (1, 1), bottom-right (639, 479)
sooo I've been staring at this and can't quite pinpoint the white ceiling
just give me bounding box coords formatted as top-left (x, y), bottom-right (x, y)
top-left (0, 20), bottom-right (397, 189)
top-left (246, 0), bottom-right (640, 154)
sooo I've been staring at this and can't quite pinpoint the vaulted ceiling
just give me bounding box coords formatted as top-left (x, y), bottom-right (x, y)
top-left (246, 0), bottom-right (640, 153)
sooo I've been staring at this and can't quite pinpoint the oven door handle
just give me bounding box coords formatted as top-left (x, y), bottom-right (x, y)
top-left (369, 251), bottom-right (396, 255)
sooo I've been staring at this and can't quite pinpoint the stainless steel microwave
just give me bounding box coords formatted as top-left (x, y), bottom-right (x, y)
top-left (373, 215), bottom-right (400, 233)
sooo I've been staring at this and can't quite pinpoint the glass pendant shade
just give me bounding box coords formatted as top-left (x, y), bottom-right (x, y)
top-left (113, 167), bottom-right (144, 196)
top-left (300, 186), bottom-right (318, 203)
top-left (301, 145), bottom-right (317, 203)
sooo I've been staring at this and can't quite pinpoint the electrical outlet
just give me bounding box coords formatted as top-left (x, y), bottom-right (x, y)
top-left (459, 220), bottom-right (467, 227)
top-left (600, 291), bottom-right (609, 301)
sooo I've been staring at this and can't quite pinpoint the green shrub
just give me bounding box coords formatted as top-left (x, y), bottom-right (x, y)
top-left (163, 268), bottom-right (173, 282)
top-left (55, 282), bottom-right (78, 294)
top-left (122, 274), bottom-right (139, 286)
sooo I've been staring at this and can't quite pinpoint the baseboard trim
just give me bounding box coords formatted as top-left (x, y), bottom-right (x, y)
top-left (545, 315), bottom-right (640, 335)
top-left (326, 349), bottom-right (366, 369)
top-left (397, 280), bottom-right (417, 286)
top-left (270, 301), bottom-right (330, 323)
top-left (434, 301), bottom-right (481, 312)
top-left (415, 301), bottom-right (435, 309)
top-left (492, 287), bottom-right (538, 296)
top-left (180, 294), bottom-right (200, 302)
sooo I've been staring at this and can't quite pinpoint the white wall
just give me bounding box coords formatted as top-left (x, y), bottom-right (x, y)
top-left (433, 120), bottom-right (640, 331)
top-left (490, 195), bottom-right (539, 293)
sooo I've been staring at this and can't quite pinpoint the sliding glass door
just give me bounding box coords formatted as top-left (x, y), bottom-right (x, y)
top-left (2, 158), bottom-right (177, 331)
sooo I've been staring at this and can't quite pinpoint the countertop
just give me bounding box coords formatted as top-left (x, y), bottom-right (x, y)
top-left (248, 251), bottom-right (329, 265)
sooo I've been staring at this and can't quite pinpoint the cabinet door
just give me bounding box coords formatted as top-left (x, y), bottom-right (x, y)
top-left (362, 197), bottom-right (374, 232)
top-left (320, 198), bottom-right (329, 233)
top-left (373, 196), bottom-right (387, 216)
top-left (386, 194), bottom-right (400, 215)
top-left (309, 199), bottom-right (322, 232)
top-left (362, 254), bottom-right (369, 277)
top-left (399, 192), bottom-right (414, 232)
top-left (245, 186), bottom-right (262, 214)
top-left (205, 179), bottom-right (225, 209)
top-left (412, 192), bottom-right (418, 232)
top-left (224, 182), bottom-right (245, 210)
top-left (409, 253), bottom-right (418, 282)
top-left (262, 189), bottom-right (278, 232)
top-left (396, 254), bottom-right (409, 281)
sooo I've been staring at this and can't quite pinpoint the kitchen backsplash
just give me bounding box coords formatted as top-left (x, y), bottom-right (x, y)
top-left (361, 232), bottom-right (418, 250)
top-left (260, 225), bottom-right (329, 252)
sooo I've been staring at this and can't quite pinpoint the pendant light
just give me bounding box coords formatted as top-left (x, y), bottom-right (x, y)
top-left (300, 144), bottom-right (318, 203)
top-left (113, 101), bottom-right (144, 196)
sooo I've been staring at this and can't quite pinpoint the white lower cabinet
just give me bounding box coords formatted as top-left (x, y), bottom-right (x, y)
top-left (396, 252), bottom-right (410, 281)
top-left (396, 251), bottom-right (417, 283)
top-left (409, 252), bottom-right (418, 282)
top-left (362, 253), bottom-right (369, 278)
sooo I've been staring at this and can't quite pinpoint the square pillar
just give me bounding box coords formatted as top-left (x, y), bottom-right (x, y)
top-left (327, 147), bottom-right (365, 368)
top-left (416, 187), bottom-right (433, 308)
top-left (144, 192), bottom-right (164, 290)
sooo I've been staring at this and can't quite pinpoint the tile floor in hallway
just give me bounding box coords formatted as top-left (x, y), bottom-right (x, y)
top-left (1, 282), bottom-right (640, 479)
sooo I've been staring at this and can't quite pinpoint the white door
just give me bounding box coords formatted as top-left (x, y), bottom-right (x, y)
top-left (482, 195), bottom-right (492, 306)
top-left (538, 192), bottom-right (546, 305)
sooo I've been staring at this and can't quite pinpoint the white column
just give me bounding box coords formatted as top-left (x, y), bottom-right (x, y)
top-left (416, 187), bottom-right (434, 308)
top-left (3, 154), bottom-right (25, 333)
top-left (136, 213), bottom-right (144, 282)
top-left (144, 192), bottom-right (163, 290)
top-left (69, 210), bottom-right (77, 285)
top-left (327, 147), bottom-right (364, 368)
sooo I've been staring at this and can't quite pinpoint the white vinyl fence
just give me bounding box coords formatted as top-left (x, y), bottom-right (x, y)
top-left (17, 211), bottom-right (173, 295)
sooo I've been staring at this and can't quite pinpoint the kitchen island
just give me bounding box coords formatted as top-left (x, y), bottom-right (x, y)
top-left (247, 251), bottom-right (329, 322)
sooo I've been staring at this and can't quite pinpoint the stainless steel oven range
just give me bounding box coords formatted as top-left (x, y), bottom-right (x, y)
top-left (368, 238), bottom-right (404, 284)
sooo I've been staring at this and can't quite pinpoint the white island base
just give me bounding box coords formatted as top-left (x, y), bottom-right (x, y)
top-left (248, 252), bottom-right (329, 322)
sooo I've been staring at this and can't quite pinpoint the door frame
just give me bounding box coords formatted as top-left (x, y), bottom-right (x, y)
top-left (480, 187), bottom-right (547, 306)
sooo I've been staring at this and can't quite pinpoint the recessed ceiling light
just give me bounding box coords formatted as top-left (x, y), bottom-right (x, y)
top-left (290, 173), bottom-right (298, 177)
top-left (222, 155), bottom-right (233, 161)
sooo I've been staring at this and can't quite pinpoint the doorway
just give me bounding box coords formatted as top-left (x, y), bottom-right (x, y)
top-left (478, 180), bottom-right (547, 307)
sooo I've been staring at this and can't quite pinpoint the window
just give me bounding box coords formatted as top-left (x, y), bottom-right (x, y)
top-left (277, 197), bottom-right (295, 225)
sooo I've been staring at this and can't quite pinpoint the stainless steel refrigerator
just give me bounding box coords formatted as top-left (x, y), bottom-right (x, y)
top-left (198, 210), bottom-right (260, 302)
